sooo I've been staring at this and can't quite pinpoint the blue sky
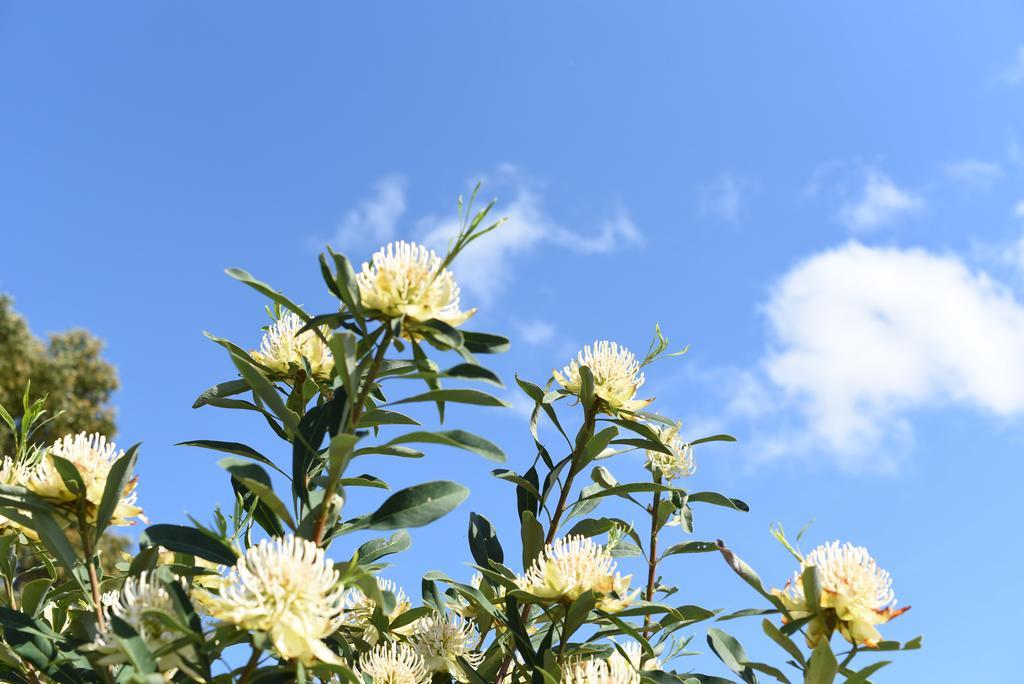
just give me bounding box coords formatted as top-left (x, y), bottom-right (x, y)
top-left (2, 2), bottom-right (1023, 680)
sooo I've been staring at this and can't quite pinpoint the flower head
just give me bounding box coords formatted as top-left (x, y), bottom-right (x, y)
top-left (198, 535), bottom-right (344, 665)
top-left (356, 241), bottom-right (475, 333)
top-left (92, 572), bottom-right (194, 672)
top-left (554, 342), bottom-right (652, 415)
top-left (357, 643), bottom-right (430, 684)
top-left (773, 541), bottom-right (909, 647)
top-left (0, 456), bottom-right (38, 537)
top-left (560, 642), bottom-right (660, 684)
top-left (250, 312), bottom-right (334, 382)
top-left (28, 432), bottom-right (143, 526)
top-left (411, 612), bottom-right (485, 681)
top-left (644, 423), bottom-right (695, 481)
top-left (515, 536), bottom-right (638, 612)
top-left (343, 577), bottom-right (414, 644)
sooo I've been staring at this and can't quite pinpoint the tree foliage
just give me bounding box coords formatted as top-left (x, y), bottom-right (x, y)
top-left (0, 296), bottom-right (118, 455)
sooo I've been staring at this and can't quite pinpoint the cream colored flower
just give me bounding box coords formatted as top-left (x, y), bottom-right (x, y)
top-left (343, 577), bottom-right (414, 644)
top-left (28, 432), bottom-right (143, 526)
top-left (561, 642), bottom-right (660, 684)
top-left (515, 536), bottom-right (638, 612)
top-left (644, 423), bottom-right (695, 481)
top-left (92, 572), bottom-right (195, 673)
top-left (357, 642), bottom-right (430, 684)
top-left (355, 241), bottom-right (475, 332)
top-left (772, 541), bottom-right (909, 648)
top-left (250, 312), bottom-right (334, 382)
top-left (411, 612), bottom-right (485, 682)
top-left (0, 456), bottom-right (38, 537)
top-left (553, 341), bottom-right (652, 415)
top-left (197, 535), bottom-right (344, 665)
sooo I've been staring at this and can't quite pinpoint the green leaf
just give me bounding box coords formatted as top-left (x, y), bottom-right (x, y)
top-left (462, 331), bottom-right (510, 354)
top-left (468, 512), bottom-right (504, 567)
top-left (224, 268), bottom-right (311, 323)
top-left (761, 618), bottom-right (805, 665)
top-left (384, 430), bottom-right (506, 462)
top-left (177, 440), bottom-right (288, 477)
top-left (805, 640), bottom-right (838, 684)
top-left (366, 481), bottom-right (469, 530)
top-left (579, 427), bottom-right (619, 467)
top-left (357, 409), bottom-right (422, 428)
top-left (801, 566), bottom-right (823, 613)
top-left (338, 474), bottom-right (389, 489)
top-left (563, 590), bottom-right (596, 640)
top-left (95, 443), bottom-right (140, 537)
top-left (520, 510), bottom-right (544, 571)
top-left (578, 482), bottom-right (677, 503)
top-left (140, 524), bottom-right (238, 566)
top-left (191, 379), bottom-right (250, 409)
top-left (220, 458), bottom-right (297, 531)
top-left (230, 352), bottom-right (300, 436)
top-left (844, 661), bottom-right (891, 684)
top-left (109, 615), bottom-right (157, 674)
top-left (716, 540), bottom-right (788, 614)
top-left (388, 388), bottom-right (510, 408)
top-left (706, 628), bottom-right (755, 683)
top-left (689, 434), bottom-right (737, 446)
top-left (661, 541), bottom-right (718, 558)
top-left (356, 531), bottom-right (412, 565)
top-left (49, 456), bottom-right (84, 497)
top-left (688, 491), bottom-right (750, 512)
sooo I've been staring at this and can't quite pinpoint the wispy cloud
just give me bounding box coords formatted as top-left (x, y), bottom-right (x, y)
top-left (1000, 45), bottom-right (1024, 85)
top-left (331, 175), bottom-right (407, 251)
top-left (420, 169), bottom-right (643, 304)
top-left (837, 170), bottom-right (923, 231)
top-left (942, 159), bottom-right (1003, 188)
top-left (699, 174), bottom-right (753, 222)
top-left (518, 319), bottom-right (556, 345)
top-left (731, 242), bottom-right (1024, 472)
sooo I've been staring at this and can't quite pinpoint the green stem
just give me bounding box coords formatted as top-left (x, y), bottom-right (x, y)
top-left (311, 328), bottom-right (392, 546)
top-left (238, 647), bottom-right (263, 684)
top-left (643, 473), bottom-right (663, 639)
top-left (495, 405), bottom-right (597, 682)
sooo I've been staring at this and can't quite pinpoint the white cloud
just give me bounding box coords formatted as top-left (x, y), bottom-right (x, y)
top-left (838, 170), bottom-right (923, 231)
top-left (1015, 200), bottom-right (1024, 219)
top-left (1001, 46), bottom-right (1024, 85)
top-left (518, 320), bottom-right (556, 345)
top-left (699, 174), bottom-right (752, 222)
top-left (421, 177), bottom-right (642, 304)
top-left (332, 176), bottom-right (407, 251)
top-left (738, 242), bottom-right (1024, 471)
top-left (942, 159), bottom-right (1003, 188)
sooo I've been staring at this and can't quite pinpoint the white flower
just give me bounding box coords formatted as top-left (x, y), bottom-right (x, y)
top-left (773, 541), bottom-right (909, 647)
top-left (357, 642), bottom-right (430, 684)
top-left (250, 312), bottom-right (334, 382)
top-left (28, 432), bottom-right (143, 526)
top-left (92, 572), bottom-right (194, 672)
top-left (0, 456), bottom-right (38, 537)
top-left (197, 535), bottom-right (344, 665)
top-left (553, 341), bottom-right (652, 415)
top-left (561, 643), bottom-right (660, 684)
top-left (411, 612), bottom-right (485, 681)
top-left (355, 241), bottom-right (475, 332)
top-left (343, 577), bottom-right (414, 644)
top-left (644, 423), bottom-right (695, 481)
top-left (515, 535), bottom-right (638, 612)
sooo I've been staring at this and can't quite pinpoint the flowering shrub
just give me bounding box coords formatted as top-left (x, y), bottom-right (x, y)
top-left (0, 189), bottom-right (918, 683)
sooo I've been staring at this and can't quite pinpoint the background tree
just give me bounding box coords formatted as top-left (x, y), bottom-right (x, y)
top-left (0, 295), bottom-right (118, 455)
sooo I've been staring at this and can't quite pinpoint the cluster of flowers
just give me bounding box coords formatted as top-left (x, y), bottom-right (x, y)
top-left (0, 237), bottom-right (909, 680)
